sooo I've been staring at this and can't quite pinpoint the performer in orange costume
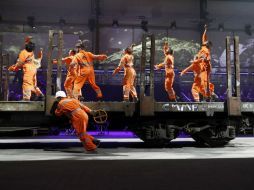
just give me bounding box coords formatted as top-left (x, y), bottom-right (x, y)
top-left (54, 91), bottom-right (100, 151)
top-left (71, 40), bottom-right (107, 100)
top-left (198, 25), bottom-right (214, 99)
top-left (8, 40), bottom-right (44, 101)
top-left (180, 56), bottom-right (205, 102)
top-left (180, 25), bottom-right (216, 102)
top-left (112, 45), bottom-right (138, 102)
top-left (53, 49), bottom-right (77, 98)
top-left (155, 42), bottom-right (176, 101)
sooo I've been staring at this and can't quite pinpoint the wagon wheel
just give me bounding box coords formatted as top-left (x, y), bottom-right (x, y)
top-left (193, 128), bottom-right (230, 147)
top-left (93, 109), bottom-right (108, 124)
top-left (191, 133), bottom-right (206, 146)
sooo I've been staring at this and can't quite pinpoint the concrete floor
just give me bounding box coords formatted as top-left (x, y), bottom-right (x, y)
top-left (1, 137), bottom-right (254, 161)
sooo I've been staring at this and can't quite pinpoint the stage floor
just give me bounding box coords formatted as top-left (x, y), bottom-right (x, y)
top-left (1, 136), bottom-right (254, 190)
top-left (1, 137), bottom-right (254, 161)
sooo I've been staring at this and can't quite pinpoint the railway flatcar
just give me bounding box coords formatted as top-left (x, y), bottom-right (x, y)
top-left (0, 32), bottom-right (253, 147)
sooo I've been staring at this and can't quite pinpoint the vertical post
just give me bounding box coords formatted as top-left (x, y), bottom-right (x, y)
top-left (234, 36), bottom-right (240, 98)
top-left (199, 0), bottom-right (208, 44)
top-left (0, 33), bottom-right (2, 54)
top-left (95, 18), bottom-right (100, 55)
top-left (0, 34), bottom-right (3, 100)
top-left (56, 30), bottom-right (63, 91)
top-left (6, 54), bottom-right (10, 101)
top-left (226, 36), bottom-right (241, 116)
top-left (46, 30), bottom-right (64, 115)
top-left (95, 0), bottom-right (100, 55)
top-left (226, 36), bottom-right (232, 98)
top-left (140, 34), bottom-right (146, 99)
top-left (140, 34), bottom-right (155, 116)
top-left (149, 34), bottom-right (155, 98)
top-left (91, 0), bottom-right (100, 55)
top-left (46, 30), bottom-right (54, 114)
top-left (3, 54), bottom-right (10, 101)
top-left (0, 54), bottom-right (3, 100)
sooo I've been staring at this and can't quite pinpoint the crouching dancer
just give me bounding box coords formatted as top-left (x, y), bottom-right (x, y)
top-left (54, 91), bottom-right (100, 152)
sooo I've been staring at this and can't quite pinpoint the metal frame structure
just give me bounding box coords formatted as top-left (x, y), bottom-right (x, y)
top-left (45, 30), bottom-right (63, 115)
top-left (0, 31), bottom-right (253, 147)
top-left (0, 33), bottom-right (249, 116)
top-left (226, 36), bottom-right (241, 116)
top-left (0, 53), bottom-right (3, 100)
top-left (140, 34), bottom-right (155, 116)
top-left (0, 53), bottom-right (10, 101)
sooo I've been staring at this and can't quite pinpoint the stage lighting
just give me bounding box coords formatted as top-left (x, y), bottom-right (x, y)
top-left (27, 16), bottom-right (35, 28)
top-left (218, 23), bottom-right (224, 32)
top-left (170, 21), bottom-right (176, 29)
top-left (245, 24), bottom-right (252, 36)
top-left (112, 20), bottom-right (119, 27)
top-left (141, 20), bottom-right (148, 32)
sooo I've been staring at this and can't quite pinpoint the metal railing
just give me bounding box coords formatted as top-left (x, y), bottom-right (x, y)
top-left (0, 53), bottom-right (10, 101)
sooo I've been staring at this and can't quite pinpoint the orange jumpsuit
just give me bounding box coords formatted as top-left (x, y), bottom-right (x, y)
top-left (181, 59), bottom-right (204, 102)
top-left (113, 53), bottom-right (138, 101)
top-left (196, 46), bottom-right (214, 98)
top-left (71, 50), bottom-right (107, 99)
top-left (199, 27), bottom-right (214, 98)
top-left (155, 54), bottom-right (176, 101)
top-left (53, 52), bottom-right (77, 98)
top-left (181, 55), bottom-right (214, 101)
top-left (9, 49), bottom-right (43, 100)
top-left (181, 27), bottom-right (214, 101)
top-left (55, 98), bottom-right (96, 151)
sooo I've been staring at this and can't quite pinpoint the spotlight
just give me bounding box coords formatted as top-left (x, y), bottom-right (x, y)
top-left (141, 20), bottom-right (148, 32)
top-left (245, 24), bottom-right (252, 36)
top-left (27, 16), bottom-right (35, 28)
top-left (170, 21), bottom-right (176, 29)
top-left (218, 23), bottom-right (224, 32)
top-left (112, 19), bottom-right (119, 27)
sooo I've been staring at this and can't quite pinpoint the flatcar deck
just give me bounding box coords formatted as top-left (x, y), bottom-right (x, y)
top-left (156, 102), bottom-right (254, 113)
top-left (0, 101), bottom-right (44, 112)
top-left (0, 101), bottom-right (253, 114)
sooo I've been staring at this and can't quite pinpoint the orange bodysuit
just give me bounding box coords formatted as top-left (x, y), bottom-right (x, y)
top-left (181, 59), bottom-right (204, 102)
top-left (55, 98), bottom-right (96, 151)
top-left (113, 53), bottom-right (138, 101)
top-left (71, 50), bottom-right (107, 99)
top-left (181, 27), bottom-right (214, 101)
top-left (9, 49), bottom-right (43, 100)
top-left (155, 54), bottom-right (176, 101)
top-left (181, 56), bottom-right (214, 102)
top-left (53, 52), bottom-right (77, 98)
top-left (200, 26), bottom-right (214, 97)
top-left (196, 46), bottom-right (214, 98)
